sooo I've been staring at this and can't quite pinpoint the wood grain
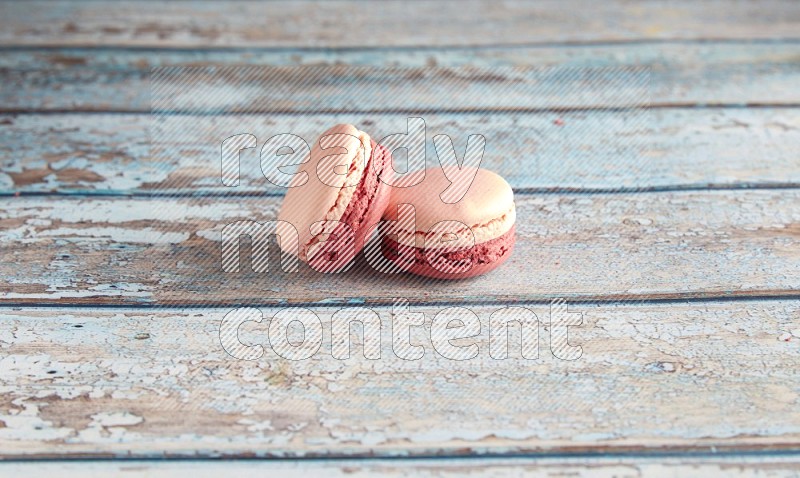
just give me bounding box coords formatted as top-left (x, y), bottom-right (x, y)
top-left (1, 191), bottom-right (798, 306)
top-left (3, 0), bottom-right (800, 468)
top-left (2, 1), bottom-right (799, 48)
top-left (1, 300), bottom-right (799, 458)
top-left (3, 108), bottom-right (798, 195)
top-left (4, 456), bottom-right (800, 477)
top-left (3, 43), bottom-right (800, 111)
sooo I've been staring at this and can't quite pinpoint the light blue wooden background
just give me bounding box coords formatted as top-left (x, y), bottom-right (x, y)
top-left (1, 1), bottom-right (799, 475)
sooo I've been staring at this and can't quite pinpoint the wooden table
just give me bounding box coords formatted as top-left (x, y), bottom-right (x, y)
top-left (2, 1), bottom-right (800, 475)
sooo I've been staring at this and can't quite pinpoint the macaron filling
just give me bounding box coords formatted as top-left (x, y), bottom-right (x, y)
top-left (388, 203), bottom-right (516, 249)
top-left (381, 224), bottom-right (516, 271)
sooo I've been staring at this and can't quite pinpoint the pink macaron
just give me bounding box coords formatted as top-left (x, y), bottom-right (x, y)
top-left (277, 124), bottom-right (392, 272)
top-left (380, 167), bottom-right (516, 279)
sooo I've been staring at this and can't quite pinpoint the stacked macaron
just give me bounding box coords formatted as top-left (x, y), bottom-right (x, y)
top-left (277, 124), bottom-right (515, 279)
top-left (278, 124), bottom-right (392, 272)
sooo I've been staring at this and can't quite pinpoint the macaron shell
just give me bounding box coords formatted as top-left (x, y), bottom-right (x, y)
top-left (383, 167), bottom-right (515, 248)
top-left (306, 140), bottom-right (392, 272)
top-left (381, 225), bottom-right (516, 280)
top-left (277, 124), bottom-right (371, 261)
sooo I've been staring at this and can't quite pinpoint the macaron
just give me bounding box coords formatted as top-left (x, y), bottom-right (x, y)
top-left (277, 124), bottom-right (392, 272)
top-left (380, 167), bottom-right (516, 279)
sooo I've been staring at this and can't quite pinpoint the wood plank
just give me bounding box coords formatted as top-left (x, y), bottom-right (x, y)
top-left (1, 1), bottom-right (799, 48)
top-left (3, 43), bottom-right (800, 111)
top-left (1, 300), bottom-right (799, 458)
top-left (1, 191), bottom-right (799, 306)
top-left (4, 456), bottom-right (800, 477)
top-left (2, 108), bottom-right (799, 195)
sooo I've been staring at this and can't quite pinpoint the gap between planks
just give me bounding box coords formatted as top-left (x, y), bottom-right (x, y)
top-left (3, 37), bottom-right (800, 53)
top-left (4, 184), bottom-right (800, 200)
top-left (4, 294), bottom-right (800, 310)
